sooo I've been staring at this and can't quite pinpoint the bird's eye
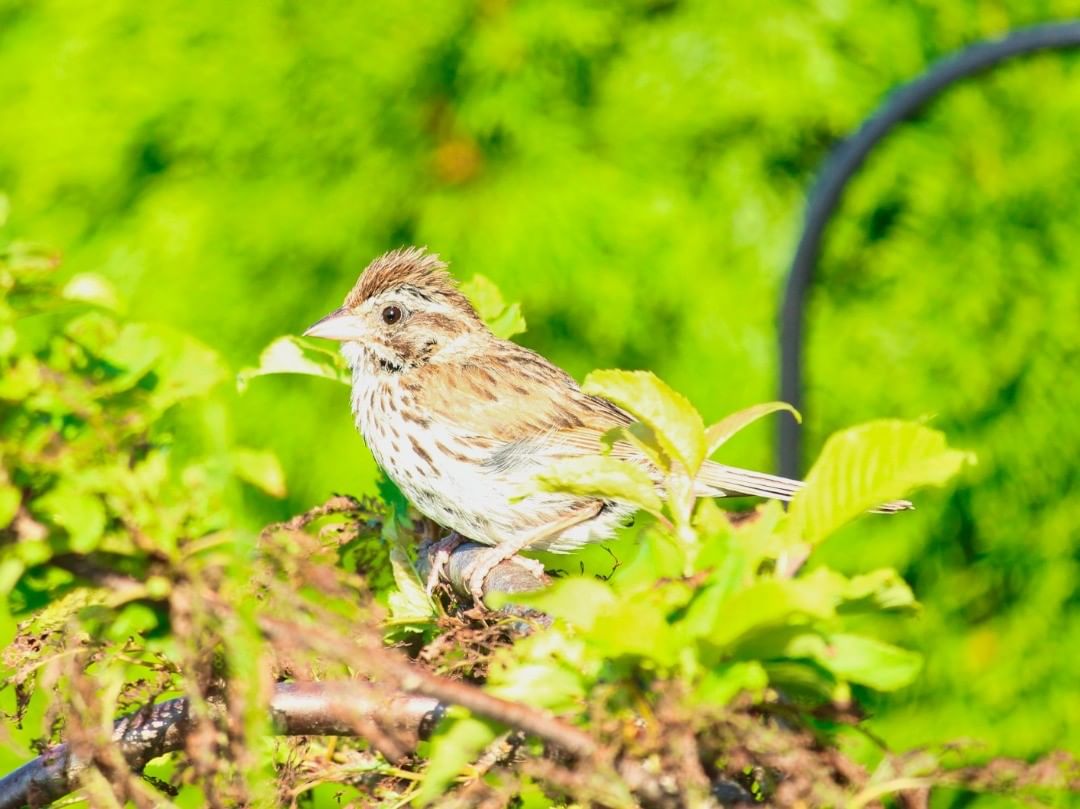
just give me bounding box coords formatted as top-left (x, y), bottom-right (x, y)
top-left (381, 305), bottom-right (403, 325)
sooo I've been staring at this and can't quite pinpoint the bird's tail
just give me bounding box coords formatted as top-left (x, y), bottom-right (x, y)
top-left (695, 461), bottom-right (912, 513)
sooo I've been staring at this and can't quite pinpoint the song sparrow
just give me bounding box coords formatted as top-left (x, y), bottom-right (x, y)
top-left (305, 247), bottom-right (909, 602)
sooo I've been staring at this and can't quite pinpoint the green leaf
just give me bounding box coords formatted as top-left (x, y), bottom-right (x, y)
top-left (601, 421), bottom-right (668, 471)
top-left (417, 713), bottom-right (499, 805)
top-left (815, 634), bottom-right (923, 691)
top-left (584, 369), bottom-right (706, 473)
top-left (487, 302), bottom-right (527, 340)
top-left (33, 485), bottom-right (106, 553)
top-left (0, 483), bottom-right (20, 529)
top-left (460, 274), bottom-right (527, 339)
top-left (701, 573), bottom-right (842, 648)
top-left (488, 662), bottom-right (585, 713)
top-left (788, 420), bottom-right (975, 546)
top-left (146, 327), bottom-right (227, 409)
top-left (237, 335), bottom-right (350, 391)
top-left (694, 661), bottom-right (768, 706)
top-left (840, 569), bottom-right (919, 613)
top-left (528, 455), bottom-right (662, 514)
top-left (61, 273), bottom-right (122, 312)
top-left (705, 402), bottom-right (800, 456)
top-left (106, 602), bottom-right (159, 641)
top-left (231, 448), bottom-right (287, 498)
top-left (386, 543), bottom-right (435, 624)
top-left (498, 577), bottom-right (617, 631)
top-left (99, 323), bottom-right (163, 390)
top-left (590, 597), bottom-right (679, 665)
top-left (0, 557), bottom-right (25, 600)
top-left (101, 323), bottom-right (225, 407)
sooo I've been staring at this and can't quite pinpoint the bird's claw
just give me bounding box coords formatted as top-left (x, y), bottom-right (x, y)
top-left (423, 532), bottom-right (464, 595)
top-left (461, 549), bottom-right (546, 607)
top-left (461, 547), bottom-right (509, 606)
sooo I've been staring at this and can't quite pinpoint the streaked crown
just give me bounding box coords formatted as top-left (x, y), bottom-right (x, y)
top-left (344, 246), bottom-right (477, 320)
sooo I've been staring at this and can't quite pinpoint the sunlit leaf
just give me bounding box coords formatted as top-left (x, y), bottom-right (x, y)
top-left (584, 369), bottom-right (706, 473)
top-left (590, 597), bottom-right (680, 665)
top-left (237, 335), bottom-right (350, 391)
top-left (147, 328), bottom-right (227, 409)
top-left (788, 420), bottom-right (975, 546)
top-left (694, 661), bottom-right (768, 706)
top-left (33, 485), bottom-right (106, 553)
top-left (840, 569), bottom-right (919, 613)
top-left (700, 571), bottom-right (843, 648)
top-left (488, 662), bottom-right (585, 712)
top-left (61, 273), bottom-right (122, 312)
top-left (387, 543), bottom-right (435, 623)
top-left (601, 421), bottom-right (668, 471)
top-left (816, 634), bottom-right (923, 691)
top-left (99, 322), bottom-right (162, 390)
top-left (461, 274), bottom-right (527, 339)
top-left (528, 455), bottom-right (662, 514)
top-left (487, 302), bottom-right (527, 340)
top-left (231, 448), bottom-right (287, 498)
top-left (705, 402), bottom-right (800, 456)
top-left (417, 713), bottom-right (499, 805)
top-left (0, 483), bottom-right (20, 529)
top-left (497, 577), bottom-right (617, 631)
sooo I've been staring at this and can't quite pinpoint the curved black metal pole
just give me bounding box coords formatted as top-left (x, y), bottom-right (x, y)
top-left (779, 20), bottom-right (1080, 477)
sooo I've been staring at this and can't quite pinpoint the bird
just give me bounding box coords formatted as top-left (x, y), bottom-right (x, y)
top-left (304, 247), bottom-right (910, 603)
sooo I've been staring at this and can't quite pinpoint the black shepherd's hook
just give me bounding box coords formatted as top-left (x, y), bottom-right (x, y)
top-left (778, 20), bottom-right (1080, 478)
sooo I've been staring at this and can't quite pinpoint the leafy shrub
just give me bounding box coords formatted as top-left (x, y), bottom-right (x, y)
top-left (8, 225), bottom-right (1074, 806)
top-left (3, 2), bottom-right (1080, 766)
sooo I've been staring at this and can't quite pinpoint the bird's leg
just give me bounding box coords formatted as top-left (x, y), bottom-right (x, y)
top-left (462, 503), bottom-right (603, 605)
top-left (423, 531), bottom-right (465, 595)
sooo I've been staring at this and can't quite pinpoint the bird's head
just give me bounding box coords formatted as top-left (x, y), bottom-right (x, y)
top-left (304, 247), bottom-right (488, 374)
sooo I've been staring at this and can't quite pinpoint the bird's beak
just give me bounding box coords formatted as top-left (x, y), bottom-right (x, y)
top-left (303, 307), bottom-right (366, 342)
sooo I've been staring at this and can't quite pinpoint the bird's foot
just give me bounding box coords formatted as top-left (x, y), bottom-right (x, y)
top-left (461, 548), bottom-right (545, 606)
top-left (423, 532), bottom-right (464, 595)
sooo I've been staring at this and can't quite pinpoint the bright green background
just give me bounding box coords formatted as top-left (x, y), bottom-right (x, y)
top-left (2, 0), bottom-right (1078, 783)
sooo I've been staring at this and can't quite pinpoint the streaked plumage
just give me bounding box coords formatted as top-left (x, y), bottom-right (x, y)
top-left (306, 247), bottom-right (909, 598)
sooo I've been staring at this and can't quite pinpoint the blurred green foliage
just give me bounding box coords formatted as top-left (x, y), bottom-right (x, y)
top-left (5, 237), bottom-right (1009, 804)
top-left (1, 0), bottom-right (1078, 784)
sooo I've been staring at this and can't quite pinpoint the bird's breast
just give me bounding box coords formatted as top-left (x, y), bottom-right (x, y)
top-left (347, 373), bottom-right (632, 551)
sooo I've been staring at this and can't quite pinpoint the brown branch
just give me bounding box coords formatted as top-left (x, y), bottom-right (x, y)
top-left (0, 683), bottom-right (442, 809)
top-left (256, 615), bottom-right (597, 761)
top-left (423, 539), bottom-right (550, 607)
top-left (0, 669), bottom-right (601, 809)
top-left (387, 661), bottom-right (597, 760)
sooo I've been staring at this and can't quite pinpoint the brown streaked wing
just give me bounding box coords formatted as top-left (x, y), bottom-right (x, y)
top-left (412, 340), bottom-right (631, 444)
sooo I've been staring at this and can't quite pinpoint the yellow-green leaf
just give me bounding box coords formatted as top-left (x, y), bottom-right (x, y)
top-left (33, 485), bottom-right (106, 553)
top-left (461, 274), bottom-right (526, 339)
top-left (701, 572), bottom-right (843, 648)
top-left (529, 455), bottom-right (662, 514)
top-left (840, 569), bottom-right (919, 613)
top-left (496, 577), bottom-right (617, 631)
top-left (706, 402), bottom-right (800, 456)
top-left (231, 448), bottom-right (287, 498)
top-left (601, 421), bottom-right (668, 471)
top-left (816, 634), bottom-right (923, 691)
top-left (488, 662), bottom-right (585, 713)
top-left (237, 335), bottom-right (350, 391)
top-left (694, 661), bottom-right (769, 706)
top-left (387, 543), bottom-right (435, 623)
top-left (61, 273), bottom-right (123, 312)
top-left (417, 713), bottom-right (499, 805)
top-left (0, 483), bottom-right (20, 529)
top-left (788, 420), bottom-right (974, 546)
top-left (584, 369), bottom-right (706, 473)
